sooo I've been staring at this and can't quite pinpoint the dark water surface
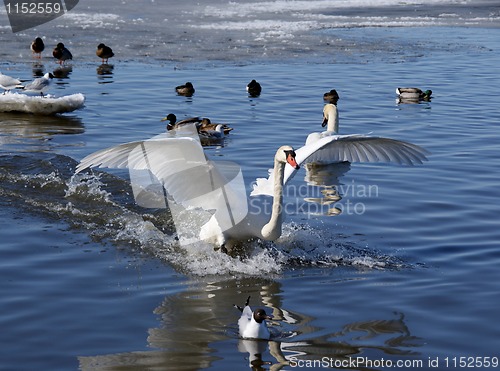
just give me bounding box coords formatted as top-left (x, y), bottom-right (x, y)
top-left (1, 5), bottom-right (500, 370)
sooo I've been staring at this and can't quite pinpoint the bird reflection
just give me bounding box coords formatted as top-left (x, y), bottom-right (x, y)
top-left (238, 340), bottom-right (274, 370)
top-left (0, 112), bottom-right (84, 149)
top-left (96, 64), bottom-right (114, 84)
top-left (304, 161), bottom-right (351, 187)
top-left (31, 62), bottom-right (45, 77)
top-left (52, 65), bottom-right (72, 79)
top-left (299, 161), bottom-right (351, 217)
top-left (77, 277), bottom-right (422, 370)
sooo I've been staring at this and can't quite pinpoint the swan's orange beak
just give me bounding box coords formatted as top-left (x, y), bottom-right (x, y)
top-left (286, 152), bottom-right (300, 170)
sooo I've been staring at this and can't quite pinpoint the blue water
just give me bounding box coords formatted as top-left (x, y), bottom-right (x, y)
top-left (1, 24), bottom-right (500, 370)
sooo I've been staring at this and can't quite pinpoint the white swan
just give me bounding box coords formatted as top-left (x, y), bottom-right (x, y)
top-left (304, 101), bottom-right (339, 146)
top-left (251, 117), bottom-right (428, 197)
top-left (75, 123), bottom-right (427, 248)
top-left (321, 103), bottom-right (339, 134)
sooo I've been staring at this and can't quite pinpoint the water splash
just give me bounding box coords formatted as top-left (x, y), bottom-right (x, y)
top-left (0, 153), bottom-right (406, 276)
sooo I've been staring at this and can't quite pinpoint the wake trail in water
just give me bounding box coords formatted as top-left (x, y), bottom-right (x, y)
top-left (0, 153), bottom-right (408, 276)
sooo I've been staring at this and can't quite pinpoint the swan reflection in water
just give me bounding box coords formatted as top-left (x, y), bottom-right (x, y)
top-left (298, 161), bottom-right (352, 217)
top-left (77, 278), bottom-right (422, 370)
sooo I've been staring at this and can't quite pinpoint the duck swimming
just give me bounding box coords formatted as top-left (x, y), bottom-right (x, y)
top-left (246, 79), bottom-right (262, 97)
top-left (175, 82), bottom-right (195, 96)
top-left (161, 113), bottom-right (233, 135)
top-left (396, 87), bottom-right (432, 102)
top-left (323, 89), bottom-right (339, 103)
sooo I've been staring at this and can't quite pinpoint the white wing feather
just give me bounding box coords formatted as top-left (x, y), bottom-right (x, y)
top-left (76, 124), bottom-right (247, 220)
top-left (75, 124), bottom-right (200, 173)
top-left (251, 134), bottom-right (429, 197)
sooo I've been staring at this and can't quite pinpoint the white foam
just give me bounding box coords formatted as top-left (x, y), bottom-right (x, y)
top-left (64, 174), bottom-right (401, 276)
top-left (66, 173), bottom-right (114, 204)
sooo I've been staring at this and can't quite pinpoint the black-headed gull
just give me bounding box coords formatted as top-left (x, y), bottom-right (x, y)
top-left (23, 73), bottom-right (54, 97)
top-left (0, 72), bottom-right (23, 93)
top-left (234, 296), bottom-right (273, 340)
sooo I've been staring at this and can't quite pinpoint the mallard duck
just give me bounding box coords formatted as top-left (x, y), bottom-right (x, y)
top-left (161, 113), bottom-right (233, 135)
top-left (198, 118), bottom-right (233, 135)
top-left (96, 43), bottom-right (114, 63)
top-left (31, 37), bottom-right (45, 58)
top-left (323, 89), bottom-right (339, 103)
top-left (53, 43), bottom-right (73, 64)
top-left (396, 87), bottom-right (432, 101)
top-left (175, 82), bottom-right (195, 96)
top-left (161, 113), bottom-right (201, 130)
top-left (246, 79), bottom-right (261, 97)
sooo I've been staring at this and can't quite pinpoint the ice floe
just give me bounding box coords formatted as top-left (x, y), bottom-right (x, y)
top-left (0, 92), bottom-right (85, 115)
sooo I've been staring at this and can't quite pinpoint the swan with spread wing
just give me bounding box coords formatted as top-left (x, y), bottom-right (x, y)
top-left (76, 123), bottom-right (428, 248)
top-left (251, 112), bottom-right (429, 197)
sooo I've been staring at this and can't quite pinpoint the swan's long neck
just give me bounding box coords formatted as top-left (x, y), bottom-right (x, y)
top-left (325, 104), bottom-right (339, 133)
top-left (260, 158), bottom-right (285, 240)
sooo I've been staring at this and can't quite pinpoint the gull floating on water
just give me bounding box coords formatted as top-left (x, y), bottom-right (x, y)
top-left (23, 72), bottom-right (54, 97)
top-left (53, 43), bottom-right (73, 64)
top-left (234, 296), bottom-right (272, 340)
top-left (31, 37), bottom-right (45, 59)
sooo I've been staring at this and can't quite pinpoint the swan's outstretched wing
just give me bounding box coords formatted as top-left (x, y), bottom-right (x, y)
top-left (301, 134), bottom-right (428, 165)
top-left (286, 134), bottom-right (429, 184)
top-left (76, 124), bottom-right (248, 238)
top-left (75, 124), bottom-right (200, 174)
top-left (251, 134), bottom-right (429, 196)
